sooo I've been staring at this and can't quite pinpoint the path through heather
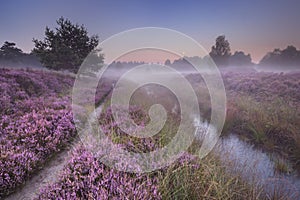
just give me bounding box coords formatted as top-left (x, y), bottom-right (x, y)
top-left (4, 139), bottom-right (81, 200)
top-left (4, 95), bottom-right (109, 200)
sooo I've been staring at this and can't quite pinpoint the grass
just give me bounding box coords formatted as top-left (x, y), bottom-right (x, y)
top-left (247, 123), bottom-right (267, 145)
top-left (71, 72), bottom-right (300, 199)
top-left (273, 157), bottom-right (291, 174)
top-left (159, 153), bottom-right (265, 200)
top-left (228, 96), bottom-right (300, 172)
top-left (83, 72), bottom-right (300, 199)
top-left (194, 81), bottom-right (300, 173)
top-left (3, 68), bottom-right (299, 199)
top-left (97, 100), bottom-right (292, 199)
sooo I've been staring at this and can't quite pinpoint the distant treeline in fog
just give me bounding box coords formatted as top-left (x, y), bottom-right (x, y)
top-left (1, 36), bottom-right (300, 71)
top-left (0, 41), bottom-right (42, 69)
top-left (259, 45), bottom-right (300, 70)
top-left (0, 16), bottom-right (299, 72)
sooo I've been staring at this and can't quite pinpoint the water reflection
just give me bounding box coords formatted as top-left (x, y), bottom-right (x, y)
top-left (194, 116), bottom-right (300, 199)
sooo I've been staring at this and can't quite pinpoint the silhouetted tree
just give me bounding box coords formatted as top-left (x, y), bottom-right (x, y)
top-left (281, 46), bottom-right (299, 66)
top-left (0, 41), bottom-right (23, 60)
top-left (164, 59), bottom-right (171, 65)
top-left (209, 35), bottom-right (231, 67)
top-left (229, 51), bottom-right (252, 66)
top-left (0, 41), bottom-right (43, 68)
top-left (32, 17), bottom-right (99, 73)
top-left (259, 45), bottom-right (300, 68)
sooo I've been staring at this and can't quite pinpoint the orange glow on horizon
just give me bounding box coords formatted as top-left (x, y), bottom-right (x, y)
top-left (115, 49), bottom-right (183, 63)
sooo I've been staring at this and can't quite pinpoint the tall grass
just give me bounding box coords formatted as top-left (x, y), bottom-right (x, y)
top-left (159, 154), bottom-right (264, 200)
top-left (227, 96), bottom-right (300, 172)
top-left (192, 74), bottom-right (300, 172)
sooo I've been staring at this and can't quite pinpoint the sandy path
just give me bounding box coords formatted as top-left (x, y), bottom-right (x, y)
top-left (4, 88), bottom-right (112, 200)
top-left (4, 139), bottom-right (80, 200)
top-left (5, 99), bottom-right (109, 199)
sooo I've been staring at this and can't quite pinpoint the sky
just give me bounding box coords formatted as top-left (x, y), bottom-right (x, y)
top-left (0, 0), bottom-right (300, 63)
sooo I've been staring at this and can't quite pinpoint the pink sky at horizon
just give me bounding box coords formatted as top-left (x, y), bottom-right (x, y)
top-left (1, 0), bottom-right (300, 65)
top-left (15, 40), bottom-right (299, 64)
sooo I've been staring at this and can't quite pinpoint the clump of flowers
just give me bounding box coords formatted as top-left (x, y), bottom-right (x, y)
top-left (37, 105), bottom-right (201, 199)
top-left (0, 68), bottom-right (115, 198)
top-left (98, 105), bottom-right (160, 153)
top-left (0, 68), bottom-right (76, 197)
top-left (37, 147), bottom-right (162, 200)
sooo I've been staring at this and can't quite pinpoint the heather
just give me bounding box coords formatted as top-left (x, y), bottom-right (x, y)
top-left (0, 101), bottom-right (76, 197)
top-left (188, 71), bottom-right (300, 172)
top-left (37, 146), bottom-right (263, 200)
top-left (223, 72), bottom-right (300, 172)
top-left (37, 71), bottom-right (299, 199)
top-left (0, 68), bottom-right (77, 197)
top-left (37, 147), bottom-right (161, 200)
top-left (222, 71), bottom-right (300, 105)
top-left (0, 67), bottom-right (116, 198)
top-left (37, 105), bottom-right (264, 200)
top-left (37, 105), bottom-right (162, 199)
top-left (1, 68), bottom-right (300, 199)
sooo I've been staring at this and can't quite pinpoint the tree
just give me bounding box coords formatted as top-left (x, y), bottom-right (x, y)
top-left (229, 51), bottom-right (252, 66)
top-left (209, 35), bottom-right (231, 67)
top-left (164, 59), bottom-right (171, 65)
top-left (259, 45), bottom-right (300, 68)
top-left (0, 41), bottom-right (43, 68)
top-left (0, 41), bottom-right (23, 60)
top-left (32, 17), bottom-right (100, 73)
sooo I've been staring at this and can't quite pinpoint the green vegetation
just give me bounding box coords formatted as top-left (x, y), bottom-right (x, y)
top-left (192, 72), bottom-right (300, 173)
top-left (33, 17), bottom-right (101, 73)
top-left (159, 154), bottom-right (264, 200)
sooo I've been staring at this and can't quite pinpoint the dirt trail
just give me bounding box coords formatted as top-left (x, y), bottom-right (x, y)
top-left (4, 102), bottom-right (105, 200)
top-left (4, 89), bottom-right (112, 200)
top-left (4, 139), bottom-right (80, 200)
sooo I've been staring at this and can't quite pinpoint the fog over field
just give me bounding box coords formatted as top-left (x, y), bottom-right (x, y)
top-left (1, 0), bottom-right (300, 199)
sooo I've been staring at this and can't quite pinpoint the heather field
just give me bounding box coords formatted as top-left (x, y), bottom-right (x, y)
top-left (0, 68), bottom-right (113, 198)
top-left (1, 67), bottom-right (300, 199)
top-left (0, 68), bottom-right (75, 198)
top-left (2, 0), bottom-right (300, 199)
top-left (187, 71), bottom-right (300, 172)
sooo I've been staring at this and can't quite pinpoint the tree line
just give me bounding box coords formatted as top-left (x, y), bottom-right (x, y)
top-left (1, 17), bottom-right (299, 72)
top-left (0, 42), bottom-right (42, 68)
top-left (208, 35), bottom-right (300, 69)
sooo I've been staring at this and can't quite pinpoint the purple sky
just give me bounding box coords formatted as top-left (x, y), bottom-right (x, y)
top-left (1, 0), bottom-right (300, 63)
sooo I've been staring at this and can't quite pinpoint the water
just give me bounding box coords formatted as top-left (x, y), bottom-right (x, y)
top-left (138, 83), bottom-right (300, 198)
top-left (194, 117), bottom-right (300, 199)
